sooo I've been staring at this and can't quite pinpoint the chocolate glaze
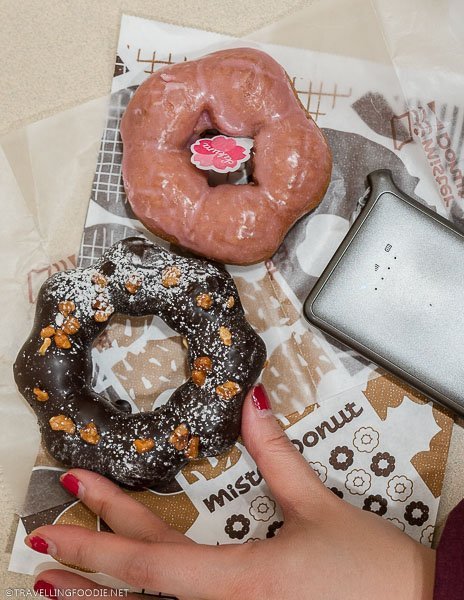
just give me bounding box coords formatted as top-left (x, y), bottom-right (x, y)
top-left (14, 238), bottom-right (266, 489)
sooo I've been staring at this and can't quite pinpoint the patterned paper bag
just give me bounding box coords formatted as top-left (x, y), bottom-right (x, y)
top-left (8, 16), bottom-right (456, 593)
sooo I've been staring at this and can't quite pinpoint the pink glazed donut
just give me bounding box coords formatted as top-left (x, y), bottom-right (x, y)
top-left (121, 47), bottom-right (332, 265)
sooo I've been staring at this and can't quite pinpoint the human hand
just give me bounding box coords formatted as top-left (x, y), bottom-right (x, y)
top-left (28, 385), bottom-right (435, 600)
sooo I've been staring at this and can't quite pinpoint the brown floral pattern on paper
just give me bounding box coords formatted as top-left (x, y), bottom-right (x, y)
top-left (386, 475), bottom-right (413, 502)
top-left (387, 517), bottom-right (406, 532)
top-left (404, 501), bottom-right (429, 527)
top-left (370, 452), bottom-right (396, 477)
top-left (420, 524), bottom-right (435, 546)
top-left (330, 487), bottom-right (344, 499)
top-left (225, 514), bottom-right (250, 540)
top-left (345, 468), bottom-right (371, 495)
top-left (266, 520), bottom-right (284, 538)
top-left (329, 445), bottom-right (354, 471)
top-left (353, 426), bottom-right (379, 453)
top-left (309, 461), bottom-right (327, 483)
top-left (249, 496), bottom-right (276, 523)
top-left (363, 494), bottom-right (388, 516)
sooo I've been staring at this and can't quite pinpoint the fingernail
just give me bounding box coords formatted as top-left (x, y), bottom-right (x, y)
top-left (34, 580), bottom-right (56, 598)
top-left (252, 384), bottom-right (272, 415)
top-left (60, 472), bottom-right (82, 497)
top-left (25, 534), bottom-right (57, 556)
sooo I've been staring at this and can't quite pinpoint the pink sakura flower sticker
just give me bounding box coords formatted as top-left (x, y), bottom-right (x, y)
top-left (190, 135), bottom-right (251, 173)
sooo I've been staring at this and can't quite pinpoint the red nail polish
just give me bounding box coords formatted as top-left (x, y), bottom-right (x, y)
top-left (252, 384), bottom-right (271, 411)
top-left (28, 535), bottom-right (49, 554)
top-left (60, 472), bottom-right (80, 496)
top-left (34, 580), bottom-right (56, 598)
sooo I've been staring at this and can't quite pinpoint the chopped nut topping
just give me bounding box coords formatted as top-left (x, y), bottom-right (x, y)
top-left (195, 293), bottom-right (213, 310)
top-left (94, 310), bottom-right (109, 323)
top-left (226, 296), bottom-right (235, 309)
top-left (219, 326), bottom-right (232, 346)
top-left (124, 273), bottom-right (143, 294)
top-left (162, 265), bottom-right (182, 288)
top-left (169, 423), bottom-right (189, 451)
top-left (133, 438), bottom-right (155, 454)
top-left (38, 337), bottom-right (52, 355)
top-left (216, 381), bottom-right (241, 400)
top-left (79, 422), bottom-right (100, 445)
top-left (49, 414), bottom-right (76, 434)
top-left (94, 306), bottom-right (114, 323)
top-left (193, 356), bottom-right (213, 372)
top-left (191, 369), bottom-right (206, 387)
top-left (92, 293), bottom-right (110, 311)
top-left (33, 387), bottom-right (49, 402)
top-left (40, 325), bottom-right (56, 338)
top-left (58, 300), bottom-right (75, 316)
top-left (185, 436), bottom-right (200, 459)
top-left (54, 329), bottom-right (71, 349)
top-left (62, 315), bottom-right (80, 336)
top-left (182, 337), bottom-right (189, 349)
top-left (91, 272), bottom-right (108, 291)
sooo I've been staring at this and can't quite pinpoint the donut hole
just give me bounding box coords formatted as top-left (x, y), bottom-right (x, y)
top-left (91, 314), bottom-right (189, 414)
top-left (192, 128), bottom-right (254, 187)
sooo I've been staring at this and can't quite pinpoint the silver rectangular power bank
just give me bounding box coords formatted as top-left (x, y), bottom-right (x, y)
top-left (304, 169), bottom-right (464, 416)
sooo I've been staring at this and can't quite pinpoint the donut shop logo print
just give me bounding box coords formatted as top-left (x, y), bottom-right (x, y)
top-left (190, 135), bottom-right (252, 174)
top-left (411, 101), bottom-right (464, 207)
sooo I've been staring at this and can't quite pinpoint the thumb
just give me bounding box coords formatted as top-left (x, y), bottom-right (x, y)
top-left (241, 384), bottom-right (328, 517)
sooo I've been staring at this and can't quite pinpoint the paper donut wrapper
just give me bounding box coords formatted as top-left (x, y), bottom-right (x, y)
top-left (6, 13), bottom-right (462, 593)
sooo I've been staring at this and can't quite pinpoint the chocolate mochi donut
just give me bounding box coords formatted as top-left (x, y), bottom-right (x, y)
top-left (14, 238), bottom-right (266, 489)
top-left (121, 47), bottom-right (332, 265)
